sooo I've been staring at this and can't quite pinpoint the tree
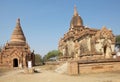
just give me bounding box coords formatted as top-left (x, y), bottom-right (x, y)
top-left (0, 48), bottom-right (1, 52)
top-left (116, 35), bottom-right (120, 43)
top-left (116, 35), bottom-right (120, 51)
top-left (43, 50), bottom-right (61, 61)
top-left (0, 46), bottom-right (2, 52)
top-left (35, 54), bottom-right (43, 65)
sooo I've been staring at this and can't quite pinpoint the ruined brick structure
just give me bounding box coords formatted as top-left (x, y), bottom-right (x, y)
top-left (58, 6), bottom-right (116, 60)
top-left (58, 6), bottom-right (120, 75)
top-left (0, 18), bottom-right (35, 68)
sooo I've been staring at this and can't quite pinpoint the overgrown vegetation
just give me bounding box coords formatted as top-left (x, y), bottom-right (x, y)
top-left (116, 35), bottom-right (120, 43)
top-left (0, 46), bottom-right (2, 52)
top-left (43, 50), bottom-right (62, 62)
top-left (35, 54), bottom-right (43, 65)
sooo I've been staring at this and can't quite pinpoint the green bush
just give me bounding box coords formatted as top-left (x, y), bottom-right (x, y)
top-left (43, 50), bottom-right (61, 61)
top-left (116, 35), bottom-right (120, 43)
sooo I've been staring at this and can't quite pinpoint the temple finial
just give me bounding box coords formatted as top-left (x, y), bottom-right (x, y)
top-left (17, 18), bottom-right (20, 25)
top-left (74, 5), bottom-right (78, 16)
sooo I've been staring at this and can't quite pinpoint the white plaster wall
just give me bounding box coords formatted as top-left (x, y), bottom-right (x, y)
top-left (111, 45), bottom-right (115, 52)
top-left (95, 39), bottom-right (115, 54)
top-left (67, 39), bottom-right (75, 56)
top-left (95, 39), bottom-right (103, 53)
top-left (87, 37), bottom-right (91, 51)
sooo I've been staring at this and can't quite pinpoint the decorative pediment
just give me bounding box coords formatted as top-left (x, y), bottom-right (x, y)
top-left (95, 26), bottom-right (115, 42)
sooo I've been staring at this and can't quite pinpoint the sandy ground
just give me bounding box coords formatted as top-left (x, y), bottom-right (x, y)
top-left (0, 66), bottom-right (120, 82)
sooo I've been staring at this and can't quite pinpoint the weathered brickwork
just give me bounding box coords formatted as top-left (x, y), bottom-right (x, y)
top-left (58, 6), bottom-right (116, 60)
top-left (59, 6), bottom-right (119, 75)
top-left (0, 18), bottom-right (35, 68)
top-left (67, 61), bottom-right (79, 75)
top-left (68, 60), bottom-right (120, 75)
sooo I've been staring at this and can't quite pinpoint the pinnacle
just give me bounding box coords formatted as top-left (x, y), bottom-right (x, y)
top-left (10, 18), bottom-right (26, 43)
top-left (74, 5), bottom-right (78, 16)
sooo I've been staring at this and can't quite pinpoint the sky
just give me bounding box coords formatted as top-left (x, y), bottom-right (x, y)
top-left (0, 0), bottom-right (120, 56)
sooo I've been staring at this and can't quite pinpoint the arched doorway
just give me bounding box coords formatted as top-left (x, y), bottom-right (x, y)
top-left (13, 58), bottom-right (18, 67)
top-left (104, 45), bottom-right (107, 55)
top-left (103, 39), bottom-right (112, 58)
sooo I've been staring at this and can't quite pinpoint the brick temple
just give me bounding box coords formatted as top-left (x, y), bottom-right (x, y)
top-left (58, 6), bottom-right (116, 60)
top-left (0, 18), bottom-right (35, 68)
top-left (58, 6), bottom-right (120, 75)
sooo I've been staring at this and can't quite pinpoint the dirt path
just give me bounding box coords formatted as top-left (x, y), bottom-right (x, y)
top-left (0, 67), bottom-right (120, 82)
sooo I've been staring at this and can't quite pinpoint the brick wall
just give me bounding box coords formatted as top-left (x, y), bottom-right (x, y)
top-left (67, 61), bottom-right (79, 75)
top-left (67, 61), bottom-right (120, 75)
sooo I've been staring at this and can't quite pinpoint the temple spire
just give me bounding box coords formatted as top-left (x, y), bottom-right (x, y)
top-left (74, 5), bottom-right (78, 16)
top-left (10, 18), bottom-right (26, 43)
top-left (70, 6), bottom-right (83, 29)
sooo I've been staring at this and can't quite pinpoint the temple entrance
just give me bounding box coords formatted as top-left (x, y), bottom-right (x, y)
top-left (13, 58), bottom-right (18, 67)
top-left (103, 41), bottom-right (112, 58)
top-left (104, 45), bottom-right (107, 55)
